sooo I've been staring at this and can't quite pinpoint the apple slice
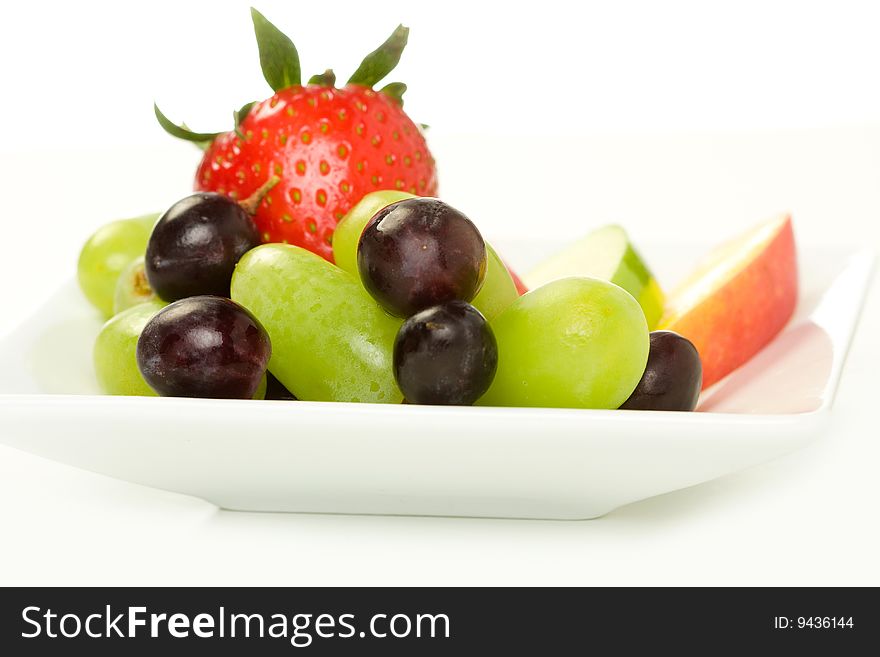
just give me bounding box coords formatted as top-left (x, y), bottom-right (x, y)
top-left (526, 224), bottom-right (665, 328)
top-left (505, 260), bottom-right (529, 296)
top-left (659, 214), bottom-right (798, 389)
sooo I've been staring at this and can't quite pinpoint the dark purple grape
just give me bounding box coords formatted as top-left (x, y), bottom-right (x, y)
top-left (265, 372), bottom-right (297, 401)
top-left (620, 331), bottom-right (702, 411)
top-left (136, 296), bottom-right (271, 399)
top-left (145, 192), bottom-right (260, 302)
top-left (393, 301), bottom-right (497, 405)
top-left (357, 198), bottom-right (487, 317)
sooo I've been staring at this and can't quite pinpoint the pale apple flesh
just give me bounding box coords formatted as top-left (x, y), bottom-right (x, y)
top-left (525, 224), bottom-right (665, 329)
top-left (659, 214), bottom-right (798, 390)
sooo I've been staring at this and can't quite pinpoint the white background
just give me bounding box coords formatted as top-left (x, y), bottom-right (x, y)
top-left (0, 0), bottom-right (878, 585)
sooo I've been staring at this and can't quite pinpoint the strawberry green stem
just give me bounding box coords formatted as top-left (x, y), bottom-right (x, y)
top-left (154, 103), bottom-right (221, 148)
top-left (235, 101), bottom-right (256, 127)
top-left (380, 82), bottom-right (407, 106)
top-left (308, 69), bottom-right (337, 86)
top-left (239, 176), bottom-right (281, 215)
top-left (251, 8), bottom-right (301, 91)
top-left (347, 25), bottom-right (409, 87)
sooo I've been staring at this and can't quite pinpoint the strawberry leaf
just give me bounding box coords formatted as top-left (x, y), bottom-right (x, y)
top-left (308, 69), bottom-right (337, 86)
top-left (234, 101), bottom-right (256, 127)
top-left (347, 25), bottom-right (409, 87)
top-left (251, 8), bottom-right (301, 91)
top-left (380, 82), bottom-right (407, 107)
top-left (154, 103), bottom-right (221, 149)
top-left (233, 101), bottom-right (256, 139)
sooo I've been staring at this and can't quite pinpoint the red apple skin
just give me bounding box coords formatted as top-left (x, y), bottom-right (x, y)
top-left (503, 259), bottom-right (529, 296)
top-left (660, 215), bottom-right (798, 390)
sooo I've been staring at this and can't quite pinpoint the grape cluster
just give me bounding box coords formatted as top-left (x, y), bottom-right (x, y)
top-left (357, 198), bottom-right (498, 405)
top-left (87, 194), bottom-right (272, 399)
top-left (81, 188), bottom-right (701, 411)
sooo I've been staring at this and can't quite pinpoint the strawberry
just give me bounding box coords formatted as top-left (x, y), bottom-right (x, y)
top-left (155, 9), bottom-right (437, 262)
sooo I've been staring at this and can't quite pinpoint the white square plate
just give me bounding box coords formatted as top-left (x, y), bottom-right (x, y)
top-left (0, 242), bottom-right (873, 519)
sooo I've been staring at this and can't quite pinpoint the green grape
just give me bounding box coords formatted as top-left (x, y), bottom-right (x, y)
top-left (333, 191), bottom-right (518, 320)
top-left (254, 372), bottom-right (268, 400)
top-left (333, 190), bottom-right (414, 275)
top-left (477, 277), bottom-right (649, 409)
top-left (112, 256), bottom-right (163, 315)
top-left (94, 300), bottom-right (164, 396)
top-left (77, 213), bottom-right (159, 318)
top-left (94, 299), bottom-right (267, 399)
top-left (470, 244), bottom-right (520, 320)
top-left (231, 244), bottom-right (403, 403)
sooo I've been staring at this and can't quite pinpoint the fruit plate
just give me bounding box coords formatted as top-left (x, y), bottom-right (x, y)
top-left (0, 242), bottom-right (873, 520)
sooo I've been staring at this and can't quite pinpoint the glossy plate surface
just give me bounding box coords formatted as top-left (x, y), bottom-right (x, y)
top-left (0, 242), bottom-right (873, 519)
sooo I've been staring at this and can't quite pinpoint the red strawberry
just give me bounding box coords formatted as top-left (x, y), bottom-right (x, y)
top-left (155, 9), bottom-right (437, 262)
top-left (194, 86), bottom-right (436, 260)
